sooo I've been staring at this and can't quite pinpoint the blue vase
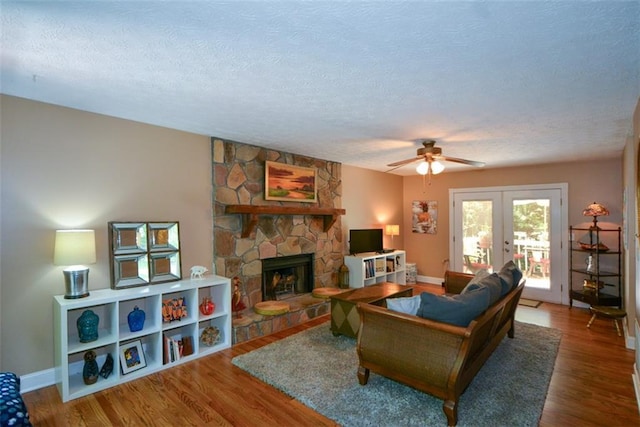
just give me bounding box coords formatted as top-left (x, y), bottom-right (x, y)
top-left (127, 306), bottom-right (145, 332)
top-left (77, 310), bottom-right (99, 343)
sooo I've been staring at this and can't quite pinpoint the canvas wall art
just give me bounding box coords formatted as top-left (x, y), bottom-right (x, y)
top-left (412, 200), bottom-right (437, 234)
top-left (265, 161), bottom-right (317, 203)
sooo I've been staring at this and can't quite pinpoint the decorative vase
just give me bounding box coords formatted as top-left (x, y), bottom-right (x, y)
top-left (99, 353), bottom-right (114, 379)
top-left (127, 306), bottom-right (145, 332)
top-left (77, 310), bottom-right (99, 343)
top-left (83, 350), bottom-right (99, 385)
top-left (199, 297), bottom-right (215, 315)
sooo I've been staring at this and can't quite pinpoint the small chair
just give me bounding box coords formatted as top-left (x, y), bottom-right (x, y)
top-left (587, 306), bottom-right (627, 336)
top-left (463, 254), bottom-right (491, 274)
top-left (527, 251), bottom-right (549, 277)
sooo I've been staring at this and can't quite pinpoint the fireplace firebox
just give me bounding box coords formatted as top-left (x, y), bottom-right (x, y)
top-left (261, 253), bottom-right (314, 301)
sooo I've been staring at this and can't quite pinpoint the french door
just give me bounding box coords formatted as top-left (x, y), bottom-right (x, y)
top-left (450, 184), bottom-right (568, 304)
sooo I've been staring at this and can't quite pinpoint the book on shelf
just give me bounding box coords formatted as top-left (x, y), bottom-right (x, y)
top-left (163, 334), bottom-right (194, 363)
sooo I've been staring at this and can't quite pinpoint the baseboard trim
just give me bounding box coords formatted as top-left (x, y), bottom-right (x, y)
top-left (20, 368), bottom-right (55, 393)
top-left (416, 275), bottom-right (443, 286)
top-left (633, 364), bottom-right (640, 415)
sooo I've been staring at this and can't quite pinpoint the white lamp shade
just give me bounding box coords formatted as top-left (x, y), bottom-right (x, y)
top-left (430, 161), bottom-right (445, 175)
top-left (416, 161), bottom-right (429, 175)
top-left (385, 224), bottom-right (399, 236)
top-left (54, 229), bottom-right (97, 266)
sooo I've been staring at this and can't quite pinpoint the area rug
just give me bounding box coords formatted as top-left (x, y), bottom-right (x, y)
top-left (519, 298), bottom-right (543, 308)
top-left (232, 321), bottom-right (561, 427)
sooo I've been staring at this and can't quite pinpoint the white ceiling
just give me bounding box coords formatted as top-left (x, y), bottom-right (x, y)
top-left (1, 1), bottom-right (639, 175)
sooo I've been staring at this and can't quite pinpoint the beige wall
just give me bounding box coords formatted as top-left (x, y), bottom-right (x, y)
top-left (0, 95), bottom-right (213, 375)
top-left (402, 159), bottom-right (623, 279)
top-left (342, 165), bottom-right (404, 252)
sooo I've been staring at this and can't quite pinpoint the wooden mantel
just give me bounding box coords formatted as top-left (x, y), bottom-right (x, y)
top-left (224, 205), bottom-right (346, 238)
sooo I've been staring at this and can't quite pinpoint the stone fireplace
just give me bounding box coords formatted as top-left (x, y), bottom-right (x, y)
top-left (262, 253), bottom-right (314, 301)
top-left (211, 138), bottom-right (344, 344)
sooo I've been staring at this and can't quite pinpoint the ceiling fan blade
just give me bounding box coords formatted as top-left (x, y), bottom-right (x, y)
top-left (386, 156), bottom-right (422, 167)
top-left (438, 155), bottom-right (485, 167)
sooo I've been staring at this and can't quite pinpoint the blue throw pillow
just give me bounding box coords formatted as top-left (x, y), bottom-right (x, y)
top-left (462, 273), bottom-right (502, 305)
top-left (498, 261), bottom-right (523, 295)
top-left (416, 285), bottom-right (491, 327)
top-left (386, 295), bottom-right (421, 315)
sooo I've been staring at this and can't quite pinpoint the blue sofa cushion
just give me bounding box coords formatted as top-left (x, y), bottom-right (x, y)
top-left (497, 261), bottom-right (523, 295)
top-left (0, 372), bottom-right (31, 427)
top-left (417, 285), bottom-right (491, 327)
top-left (462, 272), bottom-right (503, 305)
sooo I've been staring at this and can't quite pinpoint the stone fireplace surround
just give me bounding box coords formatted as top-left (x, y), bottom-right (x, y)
top-left (211, 138), bottom-right (343, 344)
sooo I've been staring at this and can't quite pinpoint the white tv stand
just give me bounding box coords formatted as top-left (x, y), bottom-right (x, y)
top-left (344, 250), bottom-right (406, 288)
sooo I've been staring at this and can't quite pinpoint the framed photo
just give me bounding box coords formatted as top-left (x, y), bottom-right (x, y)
top-left (265, 161), bottom-right (317, 203)
top-left (119, 340), bottom-right (146, 375)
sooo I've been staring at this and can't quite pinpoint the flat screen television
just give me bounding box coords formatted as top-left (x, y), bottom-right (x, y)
top-left (349, 229), bottom-right (383, 255)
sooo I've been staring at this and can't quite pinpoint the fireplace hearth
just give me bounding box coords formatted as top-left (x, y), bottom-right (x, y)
top-left (262, 253), bottom-right (314, 301)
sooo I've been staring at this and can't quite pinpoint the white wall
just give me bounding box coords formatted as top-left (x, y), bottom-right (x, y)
top-left (0, 95), bottom-right (213, 375)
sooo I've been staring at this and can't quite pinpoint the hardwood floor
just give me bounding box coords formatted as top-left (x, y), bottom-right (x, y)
top-left (24, 283), bottom-right (639, 426)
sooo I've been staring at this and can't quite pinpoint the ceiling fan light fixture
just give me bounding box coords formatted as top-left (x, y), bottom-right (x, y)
top-left (430, 160), bottom-right (445, 175)
top-left (416, 161), bottom-right (429, 175)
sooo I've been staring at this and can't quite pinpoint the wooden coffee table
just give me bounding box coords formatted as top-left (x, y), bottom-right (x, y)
top-left (330, 282), bottom-right (413, 338)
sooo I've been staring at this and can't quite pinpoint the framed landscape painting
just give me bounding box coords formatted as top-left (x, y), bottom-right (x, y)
top-left (265, 161), bottom-right (317, 203)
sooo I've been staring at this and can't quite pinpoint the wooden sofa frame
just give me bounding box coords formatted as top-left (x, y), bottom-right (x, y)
top-left (356, 271), bottom-right (525, 426)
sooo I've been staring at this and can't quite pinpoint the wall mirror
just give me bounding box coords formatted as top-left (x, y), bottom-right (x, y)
top-left (109, 221), bottom-right (182, 289)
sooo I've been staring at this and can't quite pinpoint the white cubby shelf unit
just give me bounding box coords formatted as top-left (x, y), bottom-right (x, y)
top-left (344, 250), bottom-right (406, 288)
top-left (54, 275), bottom-right (231, 402)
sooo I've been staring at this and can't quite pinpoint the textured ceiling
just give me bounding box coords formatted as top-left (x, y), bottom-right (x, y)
top-left (1, 1), bottom-right (639, 175)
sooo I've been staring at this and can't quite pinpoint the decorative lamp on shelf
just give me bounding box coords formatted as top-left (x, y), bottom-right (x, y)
top-left (580, 202), bottom-right (610, 251)
top-left (385, 224), bottom-right (399, 247)
top-left (582, 202), bottom-right (609, 229)
top-left (54, 229), bottom-right (96, 299)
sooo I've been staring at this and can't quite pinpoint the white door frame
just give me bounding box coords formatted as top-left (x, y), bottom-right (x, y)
top-left (449, 183), bottom-right (569, 305)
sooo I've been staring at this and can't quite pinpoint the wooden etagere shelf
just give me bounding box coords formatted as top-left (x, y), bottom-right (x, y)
top-left (225, 204), bottom-right (346, 237)
top-left (54, 275), bottom-right (231, 402)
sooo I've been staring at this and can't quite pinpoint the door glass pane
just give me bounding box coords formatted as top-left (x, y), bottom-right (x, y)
top-left (513, 199), bottom-right (550, 290)
top-left (461, 201), bottom-right (493, 274)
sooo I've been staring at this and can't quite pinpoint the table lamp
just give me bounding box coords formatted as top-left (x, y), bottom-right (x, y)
top-left (582, 202), bottom-right (609, 229)
top-left (581, 202), bottom-right (609, 251)
top-left (54, 229), bottom-right (96, 299)
top-left (385, 224), bottom-right (399, 247)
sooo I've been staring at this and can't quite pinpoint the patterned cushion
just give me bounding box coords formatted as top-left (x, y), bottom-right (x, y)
top-left (0, 372), bottom-right (31, 427)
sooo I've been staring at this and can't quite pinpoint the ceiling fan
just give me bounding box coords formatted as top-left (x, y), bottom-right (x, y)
top-left (386, 140), bottom-right (485, 175)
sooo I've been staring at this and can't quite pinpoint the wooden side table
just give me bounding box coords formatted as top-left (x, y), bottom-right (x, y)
top-left (587, 305), bottom-right (627, 336)
top-left (330, 283), bottom-right (413, 338)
